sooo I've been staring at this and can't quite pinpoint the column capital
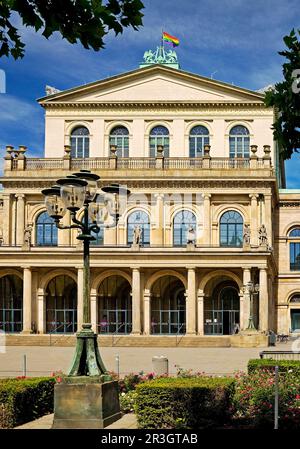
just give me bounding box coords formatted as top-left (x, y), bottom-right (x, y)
top-left (249, 193), bottom-right (259, 200)
top-left (242, 266), bottom-right (251, 271)
top-left (131, 266), bottom-right (141, 270)
top-left (21, 265), bottom-right (31, 270)
top-left (203, 193), bottom-right (211, 200)
top-left (15, 193), bottom-right (25, 199)
top-left (154, 193), bottom-right (164, 200)
top-left (186, 266), bottom-right (196, 271)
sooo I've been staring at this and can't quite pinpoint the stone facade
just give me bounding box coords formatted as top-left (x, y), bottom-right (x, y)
top-left (0, 62), bottom-right (299, 345)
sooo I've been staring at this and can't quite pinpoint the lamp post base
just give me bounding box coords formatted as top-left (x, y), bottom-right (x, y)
top-left (52, 379), bottom-right (121, 429)
top-left (68, 323), bottom-right (109, 377)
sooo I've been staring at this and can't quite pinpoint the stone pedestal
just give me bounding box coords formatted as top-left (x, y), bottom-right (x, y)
top-left (52, 379), bottom-right (121, 429)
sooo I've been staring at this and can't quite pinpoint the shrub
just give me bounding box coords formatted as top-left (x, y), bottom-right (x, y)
top-left (0, 377), bottom-right (55, 428)
top-left (120, 390), bottom-right (138, 413)
top-left (233, 369), bottom-right (300, 428)
top-left (135, 377), bottom-right (235, 429)
top-left (248, 359), bottom-right (300, 375)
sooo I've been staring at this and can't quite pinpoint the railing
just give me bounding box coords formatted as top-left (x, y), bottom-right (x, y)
top-left (116, 158), bottom-right (156, 169)
top-left (259, 351), bottom-right (300, 360)
top-left (6, 156), bottom-right (272, 172)
top-left (25, 158), bottom-right (64, 170)
top-left (164, 158), bottom-right (203, 169)
top-left (71, 158), bottom-right (110, 169)
top-left (48, 322), bottom-right (74, 346)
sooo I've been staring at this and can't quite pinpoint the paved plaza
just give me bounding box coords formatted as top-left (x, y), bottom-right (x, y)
top-left (0, 340), bottom-right (296, 378)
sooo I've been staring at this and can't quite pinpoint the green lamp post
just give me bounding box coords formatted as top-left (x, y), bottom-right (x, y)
top-left (245, 281), bottom-right (260, 331)
top-left (41, 170), bottom-right (130, 428)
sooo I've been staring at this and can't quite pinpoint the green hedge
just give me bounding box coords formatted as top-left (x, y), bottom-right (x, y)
top-left (135, 377), bottom-right (235, 429)
top-left (248, 359), bottom-right (300, 375)
top-left (0, 377), bottom-right (55, 428)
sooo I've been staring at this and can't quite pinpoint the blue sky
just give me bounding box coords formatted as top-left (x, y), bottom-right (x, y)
top-left (0, 0), bottom-right (299, 187)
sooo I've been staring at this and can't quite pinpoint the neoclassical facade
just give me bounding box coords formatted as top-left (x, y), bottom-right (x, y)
top-left (0, 49), bottom-right (299, 346)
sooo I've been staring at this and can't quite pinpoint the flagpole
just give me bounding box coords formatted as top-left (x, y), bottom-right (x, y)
top-left (161, 27), bottom-right (164, 49)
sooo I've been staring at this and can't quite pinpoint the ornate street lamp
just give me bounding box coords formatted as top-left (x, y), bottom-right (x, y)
top-left (42, 170), bottom-right (130, 420)
top-left (245, 280), bottom-right (260, 331)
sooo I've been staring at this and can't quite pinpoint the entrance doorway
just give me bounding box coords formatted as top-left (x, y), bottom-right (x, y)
top-left (204, 284), bottom-right (240, 335)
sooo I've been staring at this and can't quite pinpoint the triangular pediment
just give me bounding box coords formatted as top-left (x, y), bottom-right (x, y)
top-left (38, 65), bottom-right (264, 105)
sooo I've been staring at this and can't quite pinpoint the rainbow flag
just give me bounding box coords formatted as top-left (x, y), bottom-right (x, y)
top-left (162, 31), bottom-right (179, 47)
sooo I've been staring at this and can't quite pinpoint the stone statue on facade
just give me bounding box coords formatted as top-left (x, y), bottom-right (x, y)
top-left (258, 224), bottom-right (268, 246)
top-left (23, 223), bottom-right (33, 250)
top-left (243, 224), bottom-right (251, 245)
top-left (133, 225), bottom-right (142, 246)
top-left (186, 225), bottom-right (196, 245)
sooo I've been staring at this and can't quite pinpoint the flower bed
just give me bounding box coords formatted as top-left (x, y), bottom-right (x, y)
top-left (233, 369), bottom-right (300, 428)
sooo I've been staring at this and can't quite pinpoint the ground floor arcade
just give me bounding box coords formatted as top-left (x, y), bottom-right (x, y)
top-left (0, 264), bottom-right (275, 336)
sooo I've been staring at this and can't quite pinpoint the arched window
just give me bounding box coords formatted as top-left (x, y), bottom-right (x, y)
top-left (36, 211), bottom-right (58, 246)
top-left (220, 211), bottom-right (243, 247)
top-left (46, 275), bottom-right (77, 333)
top-left (149, 125), bottom-right (169, 157)
top-left (189, 125), bottom-right (210, 157)
top-left (109, 126), bottom-right (129, 158)
top-left (229, 125), bottom-right (250, 158)
top-left (173, 210), bottom-right (196, 246)
top-left (289, 228), bottom-right (300, 271)
top-left (0, 275), bottom-right (23, 333)
top-left (70, 126), bottom-right (90, 158)
top-left (127, 210), bottom-right (150, 246)
top-left (290, 294), bottom-right (300, 303)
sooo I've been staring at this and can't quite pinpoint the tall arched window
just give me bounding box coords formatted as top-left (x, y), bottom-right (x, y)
top-left (36, 211), bottom-right (58, 246)
top-left (189, 125), bottom-right (210, 157)
top-left (109, 126), bottom-right (129, 158)
top-left (127, 210), bottom-right (150, 246)
top-left (149, 125), bottom-right (169, 157)
top-left (220, 211), bottom-right (243, 247)
top-left (70, 126), bottom-right (90, 158)
top-left (0, 275), bottom-right (23, 333)
top-left (46, 275), bottom-right (77, 333)
top-left (173, 210), bottom-right (196, 246)
top-left (289, 228), bottom-right (300, 271)
top-left (229, 125), bottom-right (250, 158)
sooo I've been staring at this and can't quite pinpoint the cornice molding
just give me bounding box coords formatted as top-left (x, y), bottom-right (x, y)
top-left (1, 179), bottom-right (277, 190)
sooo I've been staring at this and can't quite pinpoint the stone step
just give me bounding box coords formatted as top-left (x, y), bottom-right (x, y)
top-left (5, 334), bottom-right (233, 347)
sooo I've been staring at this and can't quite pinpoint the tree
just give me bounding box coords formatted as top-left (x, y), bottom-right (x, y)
top-left (265, 29), bottom-right (300, 160)
top-left (0, 0), bottom-right (144, 59)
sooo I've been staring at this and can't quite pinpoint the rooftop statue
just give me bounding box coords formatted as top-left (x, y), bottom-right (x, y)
top-left (140, 46), bottom-right (180, 69)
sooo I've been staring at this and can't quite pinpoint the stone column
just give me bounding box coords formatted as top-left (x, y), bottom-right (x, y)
top-left (143, 290), bottom-right (151, 335)
top-left (259, 268), bottom-right (269, 331)
top-left (2, 194), bottom-right (11, 245)
top-left (90, 291), bottom-right (98, 333)
top-left (132, 268), bottom-right (141, 334)
top-left (249, 194), bottom-right (259, 246)
top-left (16, 194), bottom-right (25, 246)
top-left (241, 268), bottom-right (251, 330)
top-left (37, 288), bottom-right (46, 334)
top-left (197, 290), bottom-right (204, 335)
top-left (186, 268), bottom-right (196, 334)
top-left (22, 267), bottom-right (32, 333)
top-left (77, 267), bottom-right (84, 331)
top-left (203, 194), bottom-right (211, 245)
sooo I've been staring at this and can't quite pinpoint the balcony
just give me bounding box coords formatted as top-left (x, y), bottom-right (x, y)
top-left (2, 144), bottom-right (274, 181)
